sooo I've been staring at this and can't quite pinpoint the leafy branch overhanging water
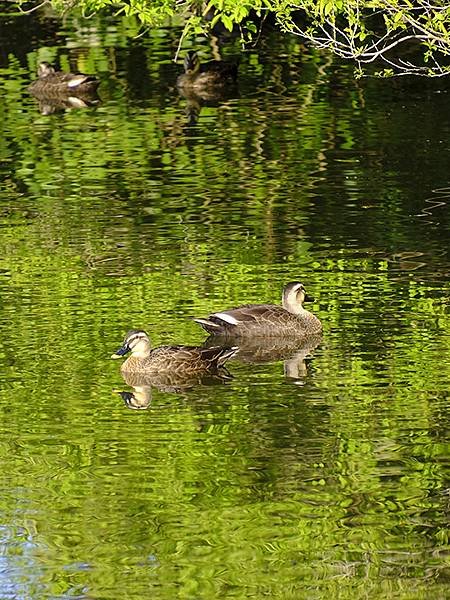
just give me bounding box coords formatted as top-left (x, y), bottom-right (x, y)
top-left (16, 0), bottom-right (450, 77)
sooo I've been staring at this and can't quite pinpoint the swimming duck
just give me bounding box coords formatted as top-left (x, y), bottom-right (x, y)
top-left (111, 329), bottom-right (238, 375)
top-left (176, 51), bottom-right (238, 90)
top-left (28, 62), bottom-right (100, 95)
top-left (194, 282), bottom-right (322, 337)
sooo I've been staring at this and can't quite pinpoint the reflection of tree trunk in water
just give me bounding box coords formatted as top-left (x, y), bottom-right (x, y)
top-left (108, 46), bottom-right (117, 80)
top-left (265, 192), bottom-right (275, 263)
top-left (210, 35), bottom-right (222, 62)
top-left (248, 51), bottom-right (344, 255)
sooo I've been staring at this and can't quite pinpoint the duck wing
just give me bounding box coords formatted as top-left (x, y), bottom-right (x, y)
top-left (194, 304), bottom-right (287, 334)
top-left (149, 345), bottom-right (237, 373)
top-left (41, 71), bottom-right (99, 90)
top-left (62, 72), bottom-right (99, 89)
top-left (213, 303), bottom-right (287, 324)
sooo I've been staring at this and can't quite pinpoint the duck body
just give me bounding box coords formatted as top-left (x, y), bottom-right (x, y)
top-left (194, 282), bottom-right (322, 338)
top-left (28, 62), bottom-right (100, 95)
top-left (112, 329), bottom-right (238, 375)
top-left (177, 51), bottom-right (237, 90)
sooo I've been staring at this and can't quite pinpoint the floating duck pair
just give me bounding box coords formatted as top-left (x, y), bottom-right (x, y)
top-left (28, 53), bottom-right (237, 116)
top-left (29, 51), bottom-right (236, 95)
top-left (112, 282), bottom-right (322, 376)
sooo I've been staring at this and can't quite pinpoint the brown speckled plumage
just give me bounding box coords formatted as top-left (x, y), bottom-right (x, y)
top-left (28, 62), bottom-right (100, 95)
top-left (112, 329), bottom-right (238, 375)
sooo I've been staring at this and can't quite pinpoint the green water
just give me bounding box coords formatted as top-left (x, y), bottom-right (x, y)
top-left (0, 8), bottom-right (449, 599)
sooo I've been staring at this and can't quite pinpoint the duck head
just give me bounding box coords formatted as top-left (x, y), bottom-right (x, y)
top-left (183, 51), bottom-right (200, 75)
top-left (37, 62), bottom-right (56, 78)
top-left (282, 282), bottom-right (314, 314)
top-left (111, 329), bottom-right (151, 359)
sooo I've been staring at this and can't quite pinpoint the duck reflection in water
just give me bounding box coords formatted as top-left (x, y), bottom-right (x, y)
top-left (116, 368), bottom-right (235, 410)
top-left (28, 61), bottom-right (101, 115)
top-left (31, 93), bottom-right (100, 116)
top-left (176, 50), bottom-right (238, 125)
top-left (117, 386), bottom-right (152, 410)
top-left (112, 329), bottom-right (238, 408)
top-left (203, 334), bottom-right (322, 381)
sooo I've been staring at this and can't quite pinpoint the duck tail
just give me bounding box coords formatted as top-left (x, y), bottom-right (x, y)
top-left (67, 75), bottom-right (100, 90)
top-left (203, 345), bottom-right (239, 368)
top-left (193, 317), bottom-right (223, 334)
top-left (216, 346), bottom-right (239, 367)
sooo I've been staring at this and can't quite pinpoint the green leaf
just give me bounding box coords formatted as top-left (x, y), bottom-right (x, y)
top-left (221, 13), bottom-right (234, 32)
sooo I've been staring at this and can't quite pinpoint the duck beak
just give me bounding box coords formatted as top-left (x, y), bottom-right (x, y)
top-left (304, 293), bottom-right (315, 302)
top-left (111, 344), bottom-right (130, 359)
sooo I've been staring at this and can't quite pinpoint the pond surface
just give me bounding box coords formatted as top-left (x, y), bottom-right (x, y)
top-left (0, 7), bottom-right (449, 599)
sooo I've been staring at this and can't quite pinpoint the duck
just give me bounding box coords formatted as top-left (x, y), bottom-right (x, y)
top-left (176, 51), bottom-right (238, 90)
top-left (111, 329), bottom-right (238, 375)
top-left (194, 282), bottom-right (322, 337)
top-left (28, 62), bottom-right (100, 95)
